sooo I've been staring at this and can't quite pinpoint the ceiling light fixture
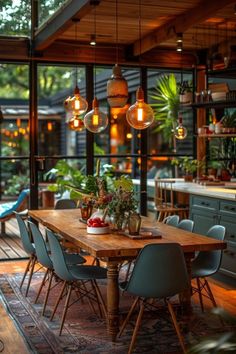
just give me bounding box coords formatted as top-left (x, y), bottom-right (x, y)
top-left (176, 33), bottom-right (183, 52)
top-left (90, 34), bottom-right (96, 46)
top-left (126, 0), bottom-right (154, 130)
top-left (84, 3), bottom-right (108, 133)
top-left (107, 0), bottom-right (128, 108)
top-left (64, 19), bottom-right (88, 130)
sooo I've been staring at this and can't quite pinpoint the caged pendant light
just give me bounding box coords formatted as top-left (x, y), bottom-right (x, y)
top-left (107, 0), bottom-right (128, 108)
top-left (84, 4), bottom-right (108, 133)
top-left (64, 19), bottom-right (88, 130)
top-left (126, 0), bottom-right (154, 130)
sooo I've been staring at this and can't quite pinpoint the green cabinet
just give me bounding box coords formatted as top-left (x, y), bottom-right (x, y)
top-left (190, 194), bottom-right (236, 278)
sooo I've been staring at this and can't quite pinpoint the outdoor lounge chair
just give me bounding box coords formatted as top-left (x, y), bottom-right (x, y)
top-left (0, 189), bottom-right (29, 234)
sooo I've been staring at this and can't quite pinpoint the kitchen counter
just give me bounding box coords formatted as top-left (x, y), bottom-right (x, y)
top-left (132, 179), bottom-right (236, 201)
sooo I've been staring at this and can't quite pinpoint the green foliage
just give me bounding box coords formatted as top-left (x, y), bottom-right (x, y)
top-left (221, 112), bottom-right (236, 128)
top-left (4, 174), bottom-right (29, 196)
top-left (44, 160), bottom-right (84, 195)
top-left (150, 74), bottom-right (180, 141)
top-left (171, 156), bottom-right (203, 174)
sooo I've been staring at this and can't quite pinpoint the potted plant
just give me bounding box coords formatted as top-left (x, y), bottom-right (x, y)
top-left (171, 156), bottom-right (203, 182)
top-left (220, 111), bottom-right (236, 133)
top-left (178, 80), bottom-right (193, 104)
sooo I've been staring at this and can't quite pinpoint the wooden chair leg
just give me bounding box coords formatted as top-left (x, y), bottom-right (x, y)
top-left (93, 279), bottom-right (107, 319)
top-left (50, 280), bottom-right (67, 321)
top-left (20, 256), bottom-right (33, 289)
top-left (35, 268), bottom-right (49, 303)
top-left (42, 270), bottom-right (54, 316)
top-left (167, 300), bottom-right (187, 354)
top-left (59, 284), bottom-right (72, 335)
top-left (25, 256), bottom-right (37, 297)
top-left (118, 297), bottom-right (139, 338)
top-left (196, 278), bottom-right (204, 312)
top-left (1, 222), bottom-right (6, 235)
top-left (128, 301), bottom-right (145, 354)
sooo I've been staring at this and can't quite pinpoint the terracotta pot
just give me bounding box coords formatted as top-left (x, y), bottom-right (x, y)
top-left (184, 175), bottom-right (193, 182)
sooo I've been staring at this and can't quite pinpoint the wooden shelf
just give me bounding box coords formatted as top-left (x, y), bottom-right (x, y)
top-left (192, 100), bottom-right (236, 109)
top-left (198, 134), bottom-right (236, 138)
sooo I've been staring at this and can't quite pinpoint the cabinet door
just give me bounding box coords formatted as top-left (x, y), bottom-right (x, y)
top-left (219, 214), bottom-right (236, 243)
top-left (190, 208), bottom-right (217, 235)
top-left (220, 241), bottom-right (236, 278)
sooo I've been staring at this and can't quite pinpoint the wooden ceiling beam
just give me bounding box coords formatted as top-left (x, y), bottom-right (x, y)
top-left (34, 0), bottom-right (100, 51)
top-left (133, 0), bottom-right (236, 56)
top-left (0, 38), bottom-right (29, 60)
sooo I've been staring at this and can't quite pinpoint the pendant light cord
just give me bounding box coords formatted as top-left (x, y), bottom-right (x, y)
top-left (94, 4), bottom-right (97, 96)
top-left (75, 20), bottom-right (78, 87)
top-left (115, 0), bottom-right (118, 64)
top-left (139, 0), bottom-right (142, 65)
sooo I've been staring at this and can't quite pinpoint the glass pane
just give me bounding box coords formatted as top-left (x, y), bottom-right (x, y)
top-left (0, 0), bottom-right (31, 36)
top-left (39, 0), bottom-right (67, 26)
top-left (37, 64), bottom-right (86, 156)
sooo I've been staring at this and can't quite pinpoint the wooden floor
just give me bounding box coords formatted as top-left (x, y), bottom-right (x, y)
top-left (0, 219), bottom-right (28, 260)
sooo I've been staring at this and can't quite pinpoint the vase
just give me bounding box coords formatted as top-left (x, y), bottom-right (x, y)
top-left (128, 212), bottom-right (141, 235)
top-left (110, 213), bottom-right (126, 231)
top-left (80, 203), bottom-right (93, 221)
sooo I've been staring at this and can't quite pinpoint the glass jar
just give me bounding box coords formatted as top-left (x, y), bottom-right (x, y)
top-left (80, 203), bottom-right (93, 221)
top-left (128, 212), bottom-right (141, 235)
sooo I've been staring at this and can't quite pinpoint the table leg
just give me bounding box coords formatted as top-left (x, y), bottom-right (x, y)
top-left (106, 261), bottom-right (120, 342)
top-left (180, 253), bottom-right (194, 315)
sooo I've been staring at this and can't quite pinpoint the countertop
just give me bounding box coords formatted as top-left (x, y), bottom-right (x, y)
top-left (132, 179), bottom-right (236, 201)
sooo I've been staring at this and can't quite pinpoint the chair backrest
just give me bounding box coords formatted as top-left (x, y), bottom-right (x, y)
top-left (177, 219), bottom-right (194, 232)
top-left (54, 199), bottom-right (77, 210)
top-left (195, 225), bottom-right (226, 274)
top-left (15, 213), bottom-right (34, 255)
top-left (28, 221), bottom-right (53, 270)
top-left (163, 215), bottom-right (180, 226)
top-left (0, 189), bottom-right (29, 219)
top-left (126, 243), bottom-right (189, 299)
top-left (155, 179), bottom-right (176, 208)
top-left (46, 228), bottom-right (75, 281)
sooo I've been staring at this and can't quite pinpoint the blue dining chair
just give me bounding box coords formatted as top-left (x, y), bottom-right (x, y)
top-left (54, 199), bottom-right (77, 209)
top-left (28, 221), bottom-right (86, 316)
top-left (177, 219), bottom-right (194, 232)
top-left (15, 213), bottom-right (39, 296)
top-left (46, 228), bottom-right (107, 335)
top-left (191, 225), bottom-right (226, 312)
top-left (118, 243), bottom-right (189, 354)
top-left (163, 214), bottom-right (180, 226)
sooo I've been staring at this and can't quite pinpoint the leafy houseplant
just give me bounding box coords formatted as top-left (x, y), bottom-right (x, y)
top-left (178, 80), bottom-right (193, 104)
top-left (171, 157), bottom-right (202, 181)
top-left (150, 74), bottom-right (180, 145)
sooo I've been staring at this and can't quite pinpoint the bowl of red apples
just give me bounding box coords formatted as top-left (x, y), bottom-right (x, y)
top-left (87, 217), bottom-right (110, 234)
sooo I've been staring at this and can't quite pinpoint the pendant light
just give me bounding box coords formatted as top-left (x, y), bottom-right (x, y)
top-left (64, 20), bottom-right (88, 123)
top-left (68, 115), bottom-right (85, 132)
top-left (107, 0), bottom-right (128, 108)
top-left (126, 0), bottom-right (154, 130)
top-left (84, 4), bottom-right (108, 133)
top-left (175, 113), bottom-right (187, 140)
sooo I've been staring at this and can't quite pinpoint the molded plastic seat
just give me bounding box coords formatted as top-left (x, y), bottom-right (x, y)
top-left (191, 225), bottom-right (226, 312)
top-left (28, 221), bottom-right (86, 315)
top-left (15, 213), bottom-right (37, 296)
top-left (46, 228), bottom-right (107, 335)
top-left (177, 219), bottom-right (194, 232)
top-left (118, 243), bottom-right (189, 354)
top-left (163, 214), bottom-right (180, 226)
top-left (54, 198), bottom-right (77, 209)
top-left (0, 189), bottom-right (29, 234)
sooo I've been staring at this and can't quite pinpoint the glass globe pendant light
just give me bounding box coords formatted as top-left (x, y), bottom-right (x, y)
top-left (126, 0), bottom-right (154, 130)
top-left (126, 87), bottom-right (154, 130)
top-left (68, 114), bottom-right (85, 132)
top-left (84, 97), bottom-right (108, 133)
top-left (175, 113), bottom-right (187, 140)
top-left (107, 0), bottom-right (128, 108)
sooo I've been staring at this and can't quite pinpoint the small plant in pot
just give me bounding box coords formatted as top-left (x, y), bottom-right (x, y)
top-left (171, 156), bottom-right (202, 181)
top-left (178, 80), bottom-right (193, 104)
top-left (220, 111), bottom-right (236, 133)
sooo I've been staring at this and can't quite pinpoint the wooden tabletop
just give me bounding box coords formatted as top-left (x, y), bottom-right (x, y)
top-left (29, 209), bottom-right (227, 260)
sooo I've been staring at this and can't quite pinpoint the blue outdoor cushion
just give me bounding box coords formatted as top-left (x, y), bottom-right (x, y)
top-left (0, 189), bottom-right (29, 219)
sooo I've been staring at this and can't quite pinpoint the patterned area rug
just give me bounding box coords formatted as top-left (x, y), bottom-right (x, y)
top-left (0, 272), bottom-right (232, 354)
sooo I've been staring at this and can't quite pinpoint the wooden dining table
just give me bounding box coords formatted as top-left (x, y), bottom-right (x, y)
top-left (29, 209), bottom-right (227, 342)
